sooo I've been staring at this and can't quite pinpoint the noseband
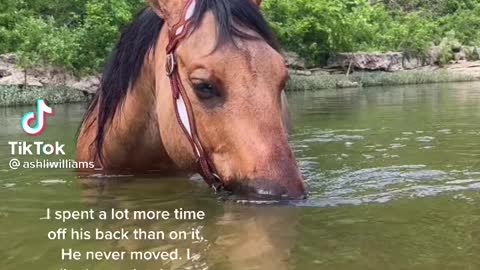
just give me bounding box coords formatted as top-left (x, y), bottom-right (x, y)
top-left (165, 0), bottom-right (223, 191)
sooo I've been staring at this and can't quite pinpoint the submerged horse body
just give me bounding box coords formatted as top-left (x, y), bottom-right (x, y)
top-left (77, 0), bottom-right (306, 199)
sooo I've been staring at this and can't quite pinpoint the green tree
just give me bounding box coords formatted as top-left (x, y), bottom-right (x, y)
top-left (1, 0), bottom-right (479, 72)
top-left (73, 0), bottom-right (135, 73)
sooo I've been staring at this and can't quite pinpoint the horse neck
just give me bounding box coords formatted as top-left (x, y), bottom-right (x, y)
top-left (100, 51), bottom-right (168, 169)
top-left (123, 51), bottom-right (157, 119)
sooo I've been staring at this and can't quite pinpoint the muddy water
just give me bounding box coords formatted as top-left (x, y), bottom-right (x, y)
top-left (1, 82), bottom-right (480, 270)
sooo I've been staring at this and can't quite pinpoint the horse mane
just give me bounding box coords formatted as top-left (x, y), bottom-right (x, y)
top-left (82, 0), bottom-right (280, 163)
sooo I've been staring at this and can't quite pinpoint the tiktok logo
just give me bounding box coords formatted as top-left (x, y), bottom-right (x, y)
top-left (21, 99), bottom-right (54, 136)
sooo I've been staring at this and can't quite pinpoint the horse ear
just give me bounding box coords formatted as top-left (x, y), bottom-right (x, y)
top-left (251, 0), bottom-right (263, 7)
top-left (147, 0), bottom-right (163, 18)
top-left (147, 0), bottom-right (190, 27)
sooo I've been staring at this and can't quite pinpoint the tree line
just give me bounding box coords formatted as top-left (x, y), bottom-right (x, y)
top-left (0, 0), bottom-right (479, 74)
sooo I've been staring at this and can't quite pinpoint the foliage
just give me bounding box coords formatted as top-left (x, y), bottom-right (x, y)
top-left (263, 0), bottom-right (393, 64)
top-left (382, 0), bottom-right (478, 16)
top-left (10, 16), bottom-right (79, 71)
top-left (73, 0), bottom-right (138, 73)
top-left (264, 0), bottom-right (480, 66)
top-left (0, 0), bottom-right (144, 74)
top-left (436, 31), bottom-right (462, 66)
top-left (0, 0), bottom-right (479, 71)
top-left (438, 5), bottom-right (480, 46)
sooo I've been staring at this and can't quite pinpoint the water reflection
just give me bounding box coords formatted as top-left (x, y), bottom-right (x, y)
top-left (78, 176), bottom-right (300, 270)
top-left (2, 82), bottom-right (480, 269)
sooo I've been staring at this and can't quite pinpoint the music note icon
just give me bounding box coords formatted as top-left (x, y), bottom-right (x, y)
top-left (21, 99), bottom-right (54, 136)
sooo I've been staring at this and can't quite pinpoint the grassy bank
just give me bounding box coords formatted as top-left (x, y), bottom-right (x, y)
top-left (0, 86), bottom-right (89, 107)
top-left (287, 70), bottom-right (477, 91)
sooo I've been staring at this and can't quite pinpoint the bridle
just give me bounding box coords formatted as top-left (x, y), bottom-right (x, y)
top-left (165, 0), bottom-right (223, 191)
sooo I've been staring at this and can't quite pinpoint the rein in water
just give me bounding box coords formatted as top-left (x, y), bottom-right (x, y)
top-left (165, 0), bottom-right (223, 191)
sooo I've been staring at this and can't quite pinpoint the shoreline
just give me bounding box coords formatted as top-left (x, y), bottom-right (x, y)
top-left (1, 62), bottom-right (480, 107)
top-left (0, 86), bottom-right (89, 107)
top-left (287, 68), bottom-right (478, 92)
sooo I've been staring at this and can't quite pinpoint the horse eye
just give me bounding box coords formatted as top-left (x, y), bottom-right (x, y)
top-left (193, 82), bottom-right (218, 99)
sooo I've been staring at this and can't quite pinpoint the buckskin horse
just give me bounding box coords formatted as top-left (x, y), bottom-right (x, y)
top-left (76, 0), bottom-right (306, 199)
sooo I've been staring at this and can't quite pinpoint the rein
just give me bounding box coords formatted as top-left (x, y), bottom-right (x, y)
top-left (165, 0), bottom-right (223, 192)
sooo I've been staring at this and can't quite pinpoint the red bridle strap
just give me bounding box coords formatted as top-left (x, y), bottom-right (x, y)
top-left (165, 0), bottom-right (223, 191)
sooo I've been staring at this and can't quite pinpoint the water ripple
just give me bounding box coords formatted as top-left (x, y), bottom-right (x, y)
top-left (303, 165), bottom-right (480, 206)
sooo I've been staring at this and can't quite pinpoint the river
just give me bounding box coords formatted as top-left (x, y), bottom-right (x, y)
top-left (1, 82), bottom-right (479, 269)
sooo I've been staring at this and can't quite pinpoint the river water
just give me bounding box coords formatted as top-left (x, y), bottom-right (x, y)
top-left (1, 82), bottom-right (480, 270)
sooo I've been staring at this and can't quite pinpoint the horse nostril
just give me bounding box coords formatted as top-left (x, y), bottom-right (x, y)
top-left (225, 179), bottom-right (306, 200)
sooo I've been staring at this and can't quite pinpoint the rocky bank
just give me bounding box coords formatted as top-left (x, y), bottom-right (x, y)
top-left (0, 54), bottom-right (99, 94)
top-left (285, 50), bottom-right (480, 80)
top-left (1, 50), bottom-right (480, 94)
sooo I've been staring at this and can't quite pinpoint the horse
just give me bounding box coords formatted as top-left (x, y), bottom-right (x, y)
top-left (76, 0), bottom-right (306, 200)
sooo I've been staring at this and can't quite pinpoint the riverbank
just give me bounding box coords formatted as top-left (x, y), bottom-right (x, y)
top-left (0, 85), bottom-right (88, 107)
top-left (1, 68), bottom-right (477, 107)
top-left (1, 52), bottom-right (480, 106)
top-left (287, 66), bottom-right (478, 91)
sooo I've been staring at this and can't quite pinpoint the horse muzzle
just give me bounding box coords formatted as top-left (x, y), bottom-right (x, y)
top-left (222, 177), bottom-right (307, 200)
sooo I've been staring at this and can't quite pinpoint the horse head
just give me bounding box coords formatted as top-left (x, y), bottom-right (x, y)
top-left (150, 0), bottom-right (306, 199)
